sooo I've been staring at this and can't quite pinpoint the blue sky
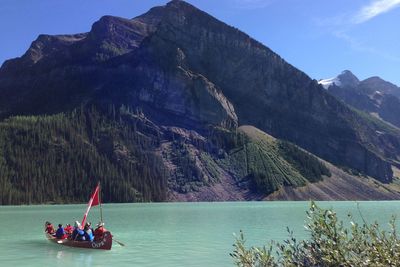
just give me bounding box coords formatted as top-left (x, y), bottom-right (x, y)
top-left (0, 0), bottom-right (399, 85)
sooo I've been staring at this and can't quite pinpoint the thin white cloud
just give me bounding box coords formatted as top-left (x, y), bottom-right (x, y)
top-left (234, 0), bottom-right (274, 9)
top-left (334, 30), bottom-right (400, 62)
top-left (313, 0), bottom-right (400, 61)
top-left (334, 31), bottom-right (377, 54)
top-left (353, 0), bottom-right (400, 24)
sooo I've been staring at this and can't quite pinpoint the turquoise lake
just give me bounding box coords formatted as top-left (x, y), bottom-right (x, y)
top-left (1, 201), bottom-right (400, 266)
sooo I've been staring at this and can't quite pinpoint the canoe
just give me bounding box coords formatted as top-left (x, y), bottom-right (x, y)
top-left (44, 182), bottom-right (116, 250)
top-left (45, 231), bottom-right (112, 250)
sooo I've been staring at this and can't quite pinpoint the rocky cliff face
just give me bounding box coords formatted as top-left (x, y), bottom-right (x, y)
top-left (0, 0), bottom-right (399, 204)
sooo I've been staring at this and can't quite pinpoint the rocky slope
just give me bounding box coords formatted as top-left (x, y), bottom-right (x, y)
top-left (1, 0), bottom-right (400, 203)
top-left (244, 126), bottom-right (400, 201)
top-left (171, 125), bottom-right (400, 201)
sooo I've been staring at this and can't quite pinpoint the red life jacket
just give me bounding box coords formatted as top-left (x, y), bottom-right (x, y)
top-left (64, 225), bottom-right (73, 235)
top-left (94, 227), bottom-right (106, 240)
top-left (46, 224), bottom-right (55, 234)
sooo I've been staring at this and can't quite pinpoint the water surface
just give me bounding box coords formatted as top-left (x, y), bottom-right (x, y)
top-left (1, 201), bottom-right (399, 266)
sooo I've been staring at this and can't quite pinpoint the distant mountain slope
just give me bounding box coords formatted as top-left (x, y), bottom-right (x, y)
top-left (1, 0), bottom-right (400, 203)
top-left (320, 71), bottom-right (400, 128)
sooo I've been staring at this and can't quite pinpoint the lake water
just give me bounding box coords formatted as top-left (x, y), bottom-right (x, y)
top-left (1, 201), bottom-right (400, 267)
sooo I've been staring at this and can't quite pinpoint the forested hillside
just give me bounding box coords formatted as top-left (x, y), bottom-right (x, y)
top-left (0, 105), bottom-right (167, 204)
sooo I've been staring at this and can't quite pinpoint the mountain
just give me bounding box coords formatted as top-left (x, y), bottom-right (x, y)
top-left (319, 70), bottom-right (360, 89)
top-left (1, 0), bottom-right (400, 204)
top-left (320, 71), bottom-right (400, 128)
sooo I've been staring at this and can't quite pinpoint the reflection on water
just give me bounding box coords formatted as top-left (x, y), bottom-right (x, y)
top-left (56, 250), bottom-right (63, 259)
top-left (13, 239), bottom-right (97, 267)
top-left (1, 201), bottom-right (400, 267)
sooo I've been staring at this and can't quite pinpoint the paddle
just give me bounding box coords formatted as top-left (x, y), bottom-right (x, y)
top-left (114, 238), bottom-right (125, 247)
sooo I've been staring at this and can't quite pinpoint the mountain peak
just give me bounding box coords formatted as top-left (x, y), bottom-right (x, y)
top-left (164, 0), bottom-right (213, 19)
top-left (337, 70), bottom-right (359, 88)
top-left (319, 70), bottom-right (359, 89)
top-left (340, 70), bottom-right (353, 75)
top-left (166, 0), bottom-right (196, 8)
top-left (363, 76), bottom-right (385, 83)
top-left (360, 76), bottom-right (400, 97)
top-left (167, 0), bottom-right (192, 6)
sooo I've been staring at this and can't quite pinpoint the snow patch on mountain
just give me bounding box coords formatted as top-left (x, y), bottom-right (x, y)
top-left (319, 77), bottom-right (341, 89)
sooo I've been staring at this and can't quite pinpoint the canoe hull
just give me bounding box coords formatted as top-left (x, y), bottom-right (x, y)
top-left (46, 231), bottom-right (112, 250)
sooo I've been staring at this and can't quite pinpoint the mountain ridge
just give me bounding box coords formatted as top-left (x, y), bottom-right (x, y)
top-left (319, 71), bottom-right (400, 129)
top-left (1, 0), bottom-right (400, 203)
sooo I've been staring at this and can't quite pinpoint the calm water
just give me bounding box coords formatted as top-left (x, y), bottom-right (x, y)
top-left (1, 201), bottom-right (400, 267)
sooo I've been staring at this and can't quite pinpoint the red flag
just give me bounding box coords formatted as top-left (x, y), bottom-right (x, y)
top-left (91, 185), bottom-right (100, 207)
top-left (81, 183), bottom-right (100, 226)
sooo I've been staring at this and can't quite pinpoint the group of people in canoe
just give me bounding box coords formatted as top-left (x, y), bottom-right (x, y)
top-left (45, 221), bottom-right (107, 242)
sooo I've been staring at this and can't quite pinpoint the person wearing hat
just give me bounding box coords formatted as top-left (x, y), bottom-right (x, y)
top-left (94, 222), bottom-right (107, 241)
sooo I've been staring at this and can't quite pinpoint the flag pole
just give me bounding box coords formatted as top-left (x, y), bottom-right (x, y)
top-left (81, 182), bottom-right (101, 226)
top-left (99, 181), bottom-right (103, 223)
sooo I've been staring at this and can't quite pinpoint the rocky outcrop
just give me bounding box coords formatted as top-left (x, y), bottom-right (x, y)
top-left (135, 63), bottom-right (238, 129)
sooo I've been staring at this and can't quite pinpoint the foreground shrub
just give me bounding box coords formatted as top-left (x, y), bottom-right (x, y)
top-left (231, 201), bottom-right (400, 266)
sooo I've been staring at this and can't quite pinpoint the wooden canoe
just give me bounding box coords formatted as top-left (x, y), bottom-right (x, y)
top-left (45, 231), bottom-right (112, 250)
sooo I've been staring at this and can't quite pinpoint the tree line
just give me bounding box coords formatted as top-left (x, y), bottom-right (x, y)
top-left (0, 104), bottom-right (167, 205)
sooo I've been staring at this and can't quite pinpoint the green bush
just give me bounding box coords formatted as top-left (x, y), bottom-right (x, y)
top-left (231, 202), bottom-right (400, 266)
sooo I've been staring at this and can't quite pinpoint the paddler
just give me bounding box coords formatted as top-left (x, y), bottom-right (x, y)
top-left (94, 222), bottom-right (107, 241)
top-left (64, 223), bottom-right (73, 235)
top-left (45, 221), bottom-right (55, 235)
top-left (55, 224), bottom-right (67, 239)
top-left (84, 222), bottom-right (94, 242)
top-left (72, 221), bottom-right (85, 241)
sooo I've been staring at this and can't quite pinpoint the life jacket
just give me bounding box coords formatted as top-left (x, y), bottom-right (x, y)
top-left (46, 225), bottom-right (55, 234)
top-left (78, 229), bottom-right (86, 241)
top-left (64, 225), bottom-right (73, 235)
top-left (94, 227), bottom-right (106, 240)
top-left (72, 228), bottom-right (85, 241)
top-left (84, 228), bottom-right (94, 242)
